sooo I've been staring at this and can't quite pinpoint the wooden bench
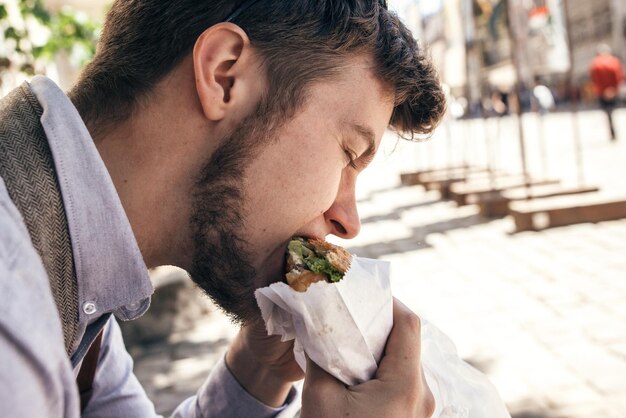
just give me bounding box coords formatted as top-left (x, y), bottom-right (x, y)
top-left (399, 165), bottom-right (473, 186)
top-left (449, 178), bottom-right (560, 206)
top-left (509, 193), bottom-right (626, 232)
top-left (477, 184), bottom-right (600, 218)
top-left (420, 170), bottom-right (513, 199)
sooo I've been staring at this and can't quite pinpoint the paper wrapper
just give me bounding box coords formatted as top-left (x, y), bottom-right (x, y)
top-left (421, 319), bottom-right (511, 418)
top-left (256, 255), bottom-right (510, 418)
top-left (255, 256), bottom-right (392, 386)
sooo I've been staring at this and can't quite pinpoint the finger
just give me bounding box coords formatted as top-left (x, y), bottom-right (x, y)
top-left (301, 355), bottom-right (348, 417)
top-left (302, 354), bottom-right (345, 399)
top-left (376, 299), bottom-right (423, 385)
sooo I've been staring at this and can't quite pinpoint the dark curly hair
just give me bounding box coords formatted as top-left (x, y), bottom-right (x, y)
top-left (69, 0), bottom-right (446, 140)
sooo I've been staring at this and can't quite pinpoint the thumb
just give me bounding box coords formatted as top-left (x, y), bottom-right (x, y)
top-left (301, 355), bottom-right (347, 417)
top-left (303, 354), bottom-right (344, 395)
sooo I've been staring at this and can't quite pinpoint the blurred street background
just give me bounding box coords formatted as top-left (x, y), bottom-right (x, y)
top-left (2, 0), bottom-right (626, 417)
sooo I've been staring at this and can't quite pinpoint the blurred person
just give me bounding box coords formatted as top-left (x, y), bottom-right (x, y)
top-left (491, 89), bottom-right (508, 116)
top-left (0, 1), bottom-right (446, 417)
top-left (532, 77), bottom-right (555, 115)
top-left (589, 43), bottom-right (624, 141)
top-left (450, 96), bottom-right (467, 119)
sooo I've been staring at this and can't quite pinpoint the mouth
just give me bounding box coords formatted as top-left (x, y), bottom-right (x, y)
top-left (255, 235), bottom-right (328, 289)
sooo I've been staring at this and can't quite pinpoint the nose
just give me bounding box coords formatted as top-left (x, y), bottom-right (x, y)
top-left (324, 175), bottom-right (361, 239)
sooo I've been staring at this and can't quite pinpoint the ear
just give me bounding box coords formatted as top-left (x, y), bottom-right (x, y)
top-left (193, 23), bottom-right (251, 121)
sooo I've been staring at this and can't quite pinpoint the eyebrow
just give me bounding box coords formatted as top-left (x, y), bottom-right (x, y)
top-left (345, 122), bottom-right (377, 158)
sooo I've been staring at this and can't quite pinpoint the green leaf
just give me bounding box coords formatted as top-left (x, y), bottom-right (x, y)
top-left (4, 27), bottom-right (22, 40)
top-left (18, 0), bottom-right (50, 23)
top-left (31, 2), bottom-right (51, 23)
top-left (2, 1), bottom-right (100, 68)
top-left (304, 257), bottom-right (344, 283)
top-left (31, 45), bottom-right (44, 58)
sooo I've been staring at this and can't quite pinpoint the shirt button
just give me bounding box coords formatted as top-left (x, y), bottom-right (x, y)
top-left (126, 301), bottom-right (141, 311)
top-left (83, 302), bottom-right (97, 315)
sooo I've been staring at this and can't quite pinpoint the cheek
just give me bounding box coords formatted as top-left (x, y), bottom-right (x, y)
top-left (242, 143), bottom-right (341, 241)
top-left (285, 171), bottom-right (339, 222)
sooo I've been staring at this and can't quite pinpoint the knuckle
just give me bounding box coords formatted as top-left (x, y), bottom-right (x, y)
top-left (400, 310), bottom-right (422, 334)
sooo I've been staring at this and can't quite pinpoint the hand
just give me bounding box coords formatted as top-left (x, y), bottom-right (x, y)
top-left (301, 299), bottom-right (436, 418)
top-left (225, 317), bottom-right (304, 407)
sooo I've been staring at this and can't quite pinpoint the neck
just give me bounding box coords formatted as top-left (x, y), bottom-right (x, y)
top-left (94, 126), bottom-right (191, 268)
top-left (89, 61), bottom-right (216, 269)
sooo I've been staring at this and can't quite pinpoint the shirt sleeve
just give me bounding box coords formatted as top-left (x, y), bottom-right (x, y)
top-left (82, 317), bottom-right (160, 418)
top-left (84, 316), bottom-right (299, 418)
top-left (170, 355), bottom-right (299, 418)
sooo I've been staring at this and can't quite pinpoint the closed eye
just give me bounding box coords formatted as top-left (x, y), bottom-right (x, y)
top-left (344, 148), bottom-right (358, 169)
top-left (343, 122), bottom-right (377, 170)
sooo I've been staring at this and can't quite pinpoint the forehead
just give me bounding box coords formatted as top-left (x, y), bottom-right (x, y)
top-left (304, 55), bottom-right (395, 135)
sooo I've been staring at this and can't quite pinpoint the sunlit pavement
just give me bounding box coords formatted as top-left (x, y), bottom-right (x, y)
top-left (134, 108), bottom-right (626, 417)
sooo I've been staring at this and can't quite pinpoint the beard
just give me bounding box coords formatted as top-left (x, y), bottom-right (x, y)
top-left (187, 102), bottom-right (277, 325)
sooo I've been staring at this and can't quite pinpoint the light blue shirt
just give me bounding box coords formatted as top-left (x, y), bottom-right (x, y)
top-left (0, 76), bottom-right (295, 417)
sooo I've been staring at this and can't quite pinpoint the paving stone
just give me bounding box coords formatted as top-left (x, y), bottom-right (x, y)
top-left (505, 396), bottom-right (551, 418)
top-left (530, 322), bottom-right (587, 352)
top-left (604, 299), bottom-right (626, 320)
top-left (583, 318), bottom-right (626, 344)
top-left (552, 402), bottom-right (623, 418)
top-left (544, 384), bottom-right (603, 409)
top-left (551, 342), bottom-right (626, 395)
top-left (607, 342), bottom-right (626, 361)
top-left (605, 394), bottom-right (626, 417)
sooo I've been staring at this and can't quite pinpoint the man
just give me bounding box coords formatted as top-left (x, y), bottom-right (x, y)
top-left (532, 77), bottom-right (555, 116)
top-left (589, 43), bottom-right (624, 141)
top-left (0, 0), bottom-right (445, 417)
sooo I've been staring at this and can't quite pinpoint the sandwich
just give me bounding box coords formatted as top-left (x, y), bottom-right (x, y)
top-left (285, 237), bottom-right (352, 292)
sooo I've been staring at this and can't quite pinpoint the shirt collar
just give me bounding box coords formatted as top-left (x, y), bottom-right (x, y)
top-left (28, 76), bottom-right (153, 322)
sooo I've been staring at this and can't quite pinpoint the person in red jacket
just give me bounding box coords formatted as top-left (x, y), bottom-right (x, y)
top-left (589, 44), bottom-right (624, 141)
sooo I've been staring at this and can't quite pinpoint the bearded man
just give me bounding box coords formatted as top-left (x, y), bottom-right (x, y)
top-left (0, 0), bottom-right (445, 416)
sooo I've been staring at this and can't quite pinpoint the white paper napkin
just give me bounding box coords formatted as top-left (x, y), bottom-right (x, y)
top-left (255, 256), bottom-right (393, 386)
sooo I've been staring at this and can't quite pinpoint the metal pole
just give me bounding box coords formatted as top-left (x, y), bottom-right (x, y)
top-left (487, 115), bottom-right (497, 188)
top-left (506, 0), bottom-right (531, 197)
top-left (462, 0), bottom-right (474, 180)
top-left (563, 0), bottom-right (585, 186)
top-left (445, 117), bottom-right (454, 179)
top-left (537, 112), bottom-right (548, 178)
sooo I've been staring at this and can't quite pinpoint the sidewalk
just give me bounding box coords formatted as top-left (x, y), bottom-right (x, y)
top-left (340, 185), bottom-right (626, 418)
top-left (132, 109), bottom-right (626, 417)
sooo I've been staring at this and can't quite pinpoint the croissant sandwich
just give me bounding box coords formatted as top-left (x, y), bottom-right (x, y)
top-left (285, 237), bottom-right (352, 292)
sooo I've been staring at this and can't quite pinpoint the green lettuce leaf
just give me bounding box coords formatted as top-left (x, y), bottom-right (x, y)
top-left (304, 257), bottom-right (344, 283)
